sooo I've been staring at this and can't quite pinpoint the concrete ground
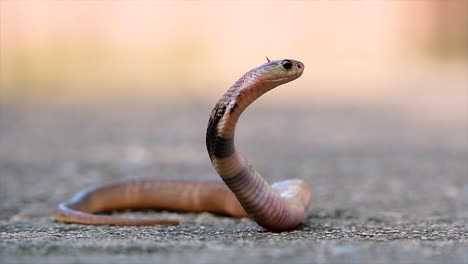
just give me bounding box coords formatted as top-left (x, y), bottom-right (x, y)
top-left (0, 100), bottom-right (467, 264)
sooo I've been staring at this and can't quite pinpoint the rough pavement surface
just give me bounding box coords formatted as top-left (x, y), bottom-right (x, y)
top-left (1, 101), bottom-right (467, 264)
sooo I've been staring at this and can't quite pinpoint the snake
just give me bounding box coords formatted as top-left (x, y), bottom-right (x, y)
top-left (54, 58), bottom-right (311, 231)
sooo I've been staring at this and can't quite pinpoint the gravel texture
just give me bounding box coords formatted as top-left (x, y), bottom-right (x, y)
top-left (0, 100), bottom-right (467, 264)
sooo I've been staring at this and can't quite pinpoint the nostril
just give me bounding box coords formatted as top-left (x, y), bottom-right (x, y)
top-left (297, 64), bottom-right (301, 69)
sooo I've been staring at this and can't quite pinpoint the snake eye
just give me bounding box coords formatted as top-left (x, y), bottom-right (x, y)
top-left (281, 60), bottom-right (292, 70)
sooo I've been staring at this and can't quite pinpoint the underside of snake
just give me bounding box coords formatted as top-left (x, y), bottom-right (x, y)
top-left (54, 59), bottom-right (311, 231)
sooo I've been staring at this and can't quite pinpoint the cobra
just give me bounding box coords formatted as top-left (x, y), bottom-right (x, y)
top-left (54, 59), bottom-right (311, 231)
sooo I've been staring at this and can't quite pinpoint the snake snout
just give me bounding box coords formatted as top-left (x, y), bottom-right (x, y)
top-left (293, 60), bottom-right (304, 69)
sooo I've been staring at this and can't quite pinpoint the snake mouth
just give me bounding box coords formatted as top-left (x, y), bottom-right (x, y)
top-left (265, 70), bottom-right (303, 84)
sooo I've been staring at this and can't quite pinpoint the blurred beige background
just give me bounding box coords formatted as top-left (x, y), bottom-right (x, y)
top-left (1, 1), bottom-right (466, 122)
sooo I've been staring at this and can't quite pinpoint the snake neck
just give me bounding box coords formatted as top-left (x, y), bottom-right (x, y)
top-left (206, 70), bottom-right (271, 162)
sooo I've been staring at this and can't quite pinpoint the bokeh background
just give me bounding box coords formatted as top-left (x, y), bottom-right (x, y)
top-left (1, 1), bottom-right (466, 120)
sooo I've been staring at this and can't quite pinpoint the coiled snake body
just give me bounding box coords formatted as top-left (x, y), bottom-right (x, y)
top-left (55, 59), bottom-right (311, 231)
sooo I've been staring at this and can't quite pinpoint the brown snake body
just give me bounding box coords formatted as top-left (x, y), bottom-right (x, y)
top-left (55, 59), bottom-right (311, 231)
